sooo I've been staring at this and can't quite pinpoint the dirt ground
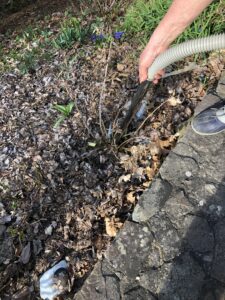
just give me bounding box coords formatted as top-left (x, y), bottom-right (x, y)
top-left (0, 1), bottom-right (224, 299)
top-left (0, 0), bottom-right (79, 34)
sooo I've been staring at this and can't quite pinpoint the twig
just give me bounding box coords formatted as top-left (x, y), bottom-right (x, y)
top-left (135, 98), bottom-right (171, 134)
top-left (117, 135), bottom-right (148, 149)
top-left (109, 0), bottom-right (116, 9)
top-left (99, 43), bottom-right (112, 137)
top-left (163, 62), bottom-right (201, 79)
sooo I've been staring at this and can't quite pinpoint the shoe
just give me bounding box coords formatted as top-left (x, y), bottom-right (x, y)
top-left (191, 101), bottom-right (225, 135)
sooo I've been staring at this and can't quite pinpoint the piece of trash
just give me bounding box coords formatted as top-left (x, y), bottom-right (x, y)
top-left (136, 100), bottom-right (147, 120)
top-left (40, 260), bottom-right (70, 300)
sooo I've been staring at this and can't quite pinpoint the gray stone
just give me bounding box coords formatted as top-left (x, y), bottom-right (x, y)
top-left (105, 221), bottom-right (153, 278)
top-left (140, 253), bottom-right (204, 300)
top-left (179, 215), bottom-right (214, 253)
top-left (216, 71), bottom-right (225, 98)
top-left (132, 177), bottom-right (172, 223)
top-left (159, 148), bottom-right (199, 187)
top-left (211, 219), bottom-right (225, 283)
top-left (148, 213), bottom-right (181, 261)
top-left (74, 262), bottom-right (120, 300)
top-left (124, 286), bottom-right (156, 300)
top-left (163, 190), bottom-right (194, 228)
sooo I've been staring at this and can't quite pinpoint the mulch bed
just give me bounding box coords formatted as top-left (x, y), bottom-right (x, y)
top-left (0, 4), bottom-right (224, 300)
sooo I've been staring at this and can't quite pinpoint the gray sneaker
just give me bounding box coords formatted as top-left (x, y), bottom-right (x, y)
top-left (191, 101), bottom-right (225, 135)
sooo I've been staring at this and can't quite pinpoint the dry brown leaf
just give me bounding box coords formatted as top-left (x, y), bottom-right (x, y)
top-left (167, 96), bottom-right (181, 107)
top-left (105, 217), bottom-right (117, 237)
top-left (146, 166), bottom-right (155, 180)
top-left (127, 192), bottom-right (136, 204)
top-left (117, 63), bottom-right (125, 72)
top-left (135, 167), bottom-right (144, 176)
top-left (118, 174), bottom-right (131, 183)
top-left (157, 135), bottom-right (177, 149)
top-left (143, 181), bottom-right (151, 188)
top-left (148, 143), bottom-right (161, 157)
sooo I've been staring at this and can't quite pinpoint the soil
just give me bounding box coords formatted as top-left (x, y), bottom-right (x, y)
top-left (0, 0), bottom-right (79, 34)
top-left (0, 1), bottom-right (224, 299)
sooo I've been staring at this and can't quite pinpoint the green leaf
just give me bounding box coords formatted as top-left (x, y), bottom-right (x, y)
top-left (65, 102), bottom-right (75, 115)
top-left (88, 142), bottom-right (97, 147)
top-left (53, 104), bottom-right (68, 115)
top-left (54, 115), bottom-right (65, 128)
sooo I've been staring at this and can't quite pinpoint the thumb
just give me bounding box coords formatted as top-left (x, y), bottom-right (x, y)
top-left (139, 64), bottom-right (148, 83)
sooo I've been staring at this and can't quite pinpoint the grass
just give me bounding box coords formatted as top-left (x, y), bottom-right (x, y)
top-left (123, 0), bottom-right (225, 45)
top-left (53, 17), bottom-right (88, 49)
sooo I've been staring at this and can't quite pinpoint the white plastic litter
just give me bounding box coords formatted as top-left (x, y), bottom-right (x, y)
top-left (136, 100), bottom-right (147, 120)
top-left (40, 260), bottom-right (68, 300)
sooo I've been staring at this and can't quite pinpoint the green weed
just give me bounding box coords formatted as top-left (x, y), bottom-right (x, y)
top-left (123, 0), bottom-right (225, 45)
top-left (22, 26), bottom-right (41, 42)
top-left (53, 17), bottom-right (88, 49)
top-left (17, 48), bottom-right (41, 74)
top-left (8, 226), bottom-right (25, 241)
top-left (53, 102), bottom-right (75, 128)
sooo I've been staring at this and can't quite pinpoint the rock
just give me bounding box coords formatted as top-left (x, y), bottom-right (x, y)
top-left (148, 213), bottom-right (181, 261)
top-left (180, 215), bottom-right (214, 253)
top-left (132, 177), bottom-right (172, 222)
top-left (74, 261), bottom-right (120, 300)
top-left (124, 286), bottom-right (156, 300)
top-left (140, 252), bottom-right (204, 300)
top-left (211, 219), bottom-right (225, 283)
top-left (216, 70), bottom-right (225, 98)
top-left (105, 221), bottom-right (153, 278)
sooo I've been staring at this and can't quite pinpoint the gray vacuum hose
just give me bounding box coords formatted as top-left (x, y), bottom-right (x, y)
top-left (148, 33), bottom-right (225, 81)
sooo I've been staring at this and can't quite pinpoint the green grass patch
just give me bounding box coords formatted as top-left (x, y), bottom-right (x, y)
top-left (123, 0), bottom-right (225, 45)
top-left (53, 17), bottom-right (88, 49)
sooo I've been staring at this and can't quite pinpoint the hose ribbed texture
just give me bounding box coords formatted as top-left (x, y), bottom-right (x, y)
top-left (148, 34), bottom-right (225, 81)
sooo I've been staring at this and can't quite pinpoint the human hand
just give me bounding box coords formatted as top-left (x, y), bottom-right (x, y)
top-left (139, 43), bottom-right (165, 84)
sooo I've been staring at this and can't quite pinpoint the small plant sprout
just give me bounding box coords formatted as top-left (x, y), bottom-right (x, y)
top-left (53, 102), bottom-right (75, 128)
top-left (53, 17), bottom-right (87, 49)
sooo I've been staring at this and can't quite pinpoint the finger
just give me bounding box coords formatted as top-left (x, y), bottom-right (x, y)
top-left (158, 69), bottom-right (165, 76)
top-left (139, 65), bottom-right (148, 83)
top-left (154, 74), bottom-right (161, 80)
